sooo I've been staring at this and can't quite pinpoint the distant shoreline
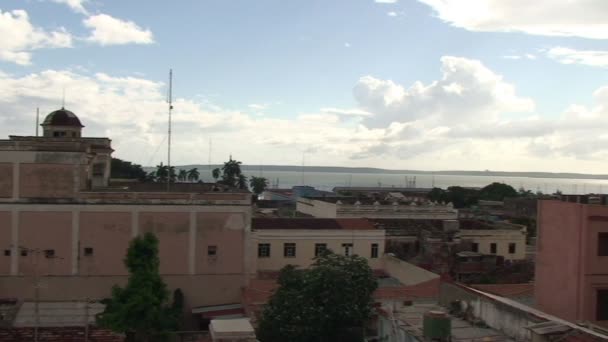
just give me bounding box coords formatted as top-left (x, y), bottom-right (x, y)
top-left (160, 164), bottom-right (608, 181)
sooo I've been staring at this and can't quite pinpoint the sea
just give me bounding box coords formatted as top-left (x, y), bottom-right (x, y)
top-left (239, 170), bottom-right (608, 195)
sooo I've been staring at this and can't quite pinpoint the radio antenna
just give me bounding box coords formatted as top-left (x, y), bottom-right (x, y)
top-left (167, 69), bottom-right (173, 192)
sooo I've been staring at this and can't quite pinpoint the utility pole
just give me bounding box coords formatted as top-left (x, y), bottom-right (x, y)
top-left (167, 69), bottom-right (173, 192)
top-left (35, 107), bottom-right (39, 137)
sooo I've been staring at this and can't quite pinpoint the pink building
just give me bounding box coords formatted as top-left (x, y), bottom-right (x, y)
top-left (0, 109), bottom-right (253, 325)
top-left (536, 200), bottom-right (608, 323)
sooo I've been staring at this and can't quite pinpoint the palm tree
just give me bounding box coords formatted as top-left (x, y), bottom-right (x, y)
top-left (249, 176), bottom-right (269, 195)
top-left (212, 168), bottom-right (220, 182)
top-left (155, 163), bottom-right (168, 183)
top-left (237, 174), bottom-right (248, 190)
top-left (178, 169), bottom-right (187, 182)
top-left (187, 168), bottom-right (200, 182)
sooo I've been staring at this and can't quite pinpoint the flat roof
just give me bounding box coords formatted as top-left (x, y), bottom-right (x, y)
top-left (252, 218), bottom-right (377, 230)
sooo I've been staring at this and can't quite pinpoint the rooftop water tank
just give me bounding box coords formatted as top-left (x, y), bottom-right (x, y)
top-left (423, 310), bottom-right (451, 341)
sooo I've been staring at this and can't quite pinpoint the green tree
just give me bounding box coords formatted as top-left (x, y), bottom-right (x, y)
top-left (216, 156), bottom-right (248, 189)
top-left (249, 176), bottom-right (269, 195)
top-left (257, 251), bottom-right (377, 342)
top-left (177, 169), bottom-right (187, 182)
top-left (111, 158), bottom-right (147, 181)
top-left (97, 233), bottom-right (178, 341)
top-left (479, 182), bottom-right (518, 201)
top-left (211, 168), bottom-right (220, 182)
top-left (186, 168), bottom-right (200, 182)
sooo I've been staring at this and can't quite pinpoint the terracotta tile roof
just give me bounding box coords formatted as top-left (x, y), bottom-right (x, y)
top-left (470, 283), bottom-right (534, 298)
top-left (252, 218), bottom-right (377, 230)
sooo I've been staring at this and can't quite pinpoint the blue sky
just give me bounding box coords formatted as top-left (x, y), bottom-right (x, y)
top-left (2, 0), bottom-right (608, 172)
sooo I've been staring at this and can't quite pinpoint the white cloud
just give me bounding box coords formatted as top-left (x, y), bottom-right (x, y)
top-left (418, 0), bottom-right (608, 39)
top-left (3, 57), bottom-right (608, 172)
top-left (83, 14), bottom-right (154, 46)
top-left (375, 0), bottom-right (398, 3)
top-left (0, 9), bottom-right (72, 65)
top-left (320, 107), bottom-right (372, 117)
top-left (52, 0), bottom-right (88, 14)
top-left (503, 55), bottom-right (522, 60)
top-left (547, 47), bottom-right (608, 68)
top-left (344, 42), bottom-right (351, 48)
top-left (387, 11), bottom-right (397, 17)
top-left (248, 103), bottom-right (268, 110)
top-left (354, 56), bottom-right (534, 128)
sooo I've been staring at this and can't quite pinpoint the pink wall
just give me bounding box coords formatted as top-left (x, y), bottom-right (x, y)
top-left (0, 212), bottom-right (11, 274)
top-left (19, 164), bottom-right (76, 198)
top-left (0, 163), bottom-right (12, 198)
top-left (195, 212), bottom-right (245, 275)
top-left (140, 212), bottom-right (190, 275)
top-left (536, 200), bottom-right (584, 322)
top-left (79, 212), bottom-right (131, 275)
top-left (18, 211), bottom-right (72, 276)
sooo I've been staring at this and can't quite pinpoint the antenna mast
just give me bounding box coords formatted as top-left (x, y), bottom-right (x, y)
top-left (35, 107), bottom-right (39, 137)
top-left (167, 69), bottom-right (173, 192)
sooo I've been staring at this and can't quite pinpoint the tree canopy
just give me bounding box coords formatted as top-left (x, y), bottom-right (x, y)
top-left (214, 156), bottom-right (248, 190)
top-left (96, 233), bottom-right (180, 341)
top-left (257, 251), bottom-right (377, 342)
top-left (249, 176), bottom-right (269, 195)
top-left (111, 158), bottom-right (147, 181)
top-left (479, 182), bottom-right (518, 201)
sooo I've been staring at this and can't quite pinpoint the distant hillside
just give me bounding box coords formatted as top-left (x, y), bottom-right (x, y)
top-left (151, 164), bottom-right (608, 181)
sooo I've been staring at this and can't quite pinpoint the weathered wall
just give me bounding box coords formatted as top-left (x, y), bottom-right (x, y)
top-left (0, 275), bottom-right (244, 308)
top-left (0, 327), bottom-right (123, 342)
top-left (459, 228), bottom-right (527, 260)
top-left (79, 212), bottom-right (131, 275)
top-left (140, 212), bottom-right (190, 275)
top-left (0, 163), bottom-right (12, 198)
top-left (440, 282), bottom-right (540, 341)
top-left (252, 229), bottom-right (385, 270)
top-left (381, 254), bottom-right (439, 286)
top-left (535, 200), bottom-right (584, 322)
top-left (19, 211), bottom-right (72, 275)
top-left (19, 164), bottom-right (77, 198)
top-left (0, 211), bottom-right (11, 275)
top-left (196, 212), bottom-right (246, 275)
top-left (296, 199), bottom-right (337, 218)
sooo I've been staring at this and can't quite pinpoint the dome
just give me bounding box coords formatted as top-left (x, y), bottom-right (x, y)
top-left (41, 108), bottom-right (84, 127)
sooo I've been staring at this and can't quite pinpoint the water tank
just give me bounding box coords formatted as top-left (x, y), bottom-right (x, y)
top-left (423, 310), bottom-right (451, 340)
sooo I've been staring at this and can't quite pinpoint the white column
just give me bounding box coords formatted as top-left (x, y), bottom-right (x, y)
top-left (71, 210), bottom-right (80, 275)
top-left (10, 209), bottom-right (19, 275)
top-left (188, 210), bottom-right (196, 275)
top-left (131, 209), bottom-right (139, 237)
top-left (12, 162), bottom-right (19, 200)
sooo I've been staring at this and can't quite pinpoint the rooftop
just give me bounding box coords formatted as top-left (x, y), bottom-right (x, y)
top-left (252, 218), bottom-right (377, 230)
top-left (41, 108), bottom-right (84, 128)
top-left (470, 283), bottom-right (534, 298)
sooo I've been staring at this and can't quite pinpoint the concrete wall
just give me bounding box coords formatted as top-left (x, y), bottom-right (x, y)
top-left (0, 211), bottom-right (11, 274)
top-left (252, 229), bottom-right (385, 270)
top-left (79, 212), bottom-right (131, 275)
top-left (19, 164), bottom-right (79, 198)
top-left (535, 200), bottom-right (585, 322)
top-left (460, 228), bottom-right (527, 260)
top-left (0, 274), bottom-right (245, 309)
top-left (0, 163), bottom-right (12, 198)
top-left (296, 198), bottom-right (337, 218)
top-left (381, 254), bottom-right (439, 286)
top-left (440, 282), bottom-right (541, 341)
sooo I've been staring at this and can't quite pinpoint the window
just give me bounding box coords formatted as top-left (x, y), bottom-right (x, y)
top-left (371, 244), bottom-right (379, 259)
top-left (20, 250), bottom-right (27, 257)
top-left (207, 245), bottom-right (217, 257)
top-left (490, 243), bottom-right (497, 254)
top-left (84, 247), bottom-right (94, 256)
top-left (44, 249), bottom-right (55, 258)
top-left (284, 243), bottom-right (296, 258)
top-left (508, 243), bottom-right (516, 254)
top-left (599, 233), bottom-right (608, 256)
top-left (258, 243), bottom-right (270, 258)
top-left (597, 289), bottom-right (608, 320)
top-left (342, 243), bottom-right (353, 256)
top-left (471, 243), bottom-right (479, 253)
top-left (314, 243), bottom-right (327, 257)
top-left (4, 250), bottom-right (10, 256)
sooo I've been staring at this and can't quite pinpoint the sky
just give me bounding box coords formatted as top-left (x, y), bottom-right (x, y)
top-left (2, 0), bottom-right (608, 172)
